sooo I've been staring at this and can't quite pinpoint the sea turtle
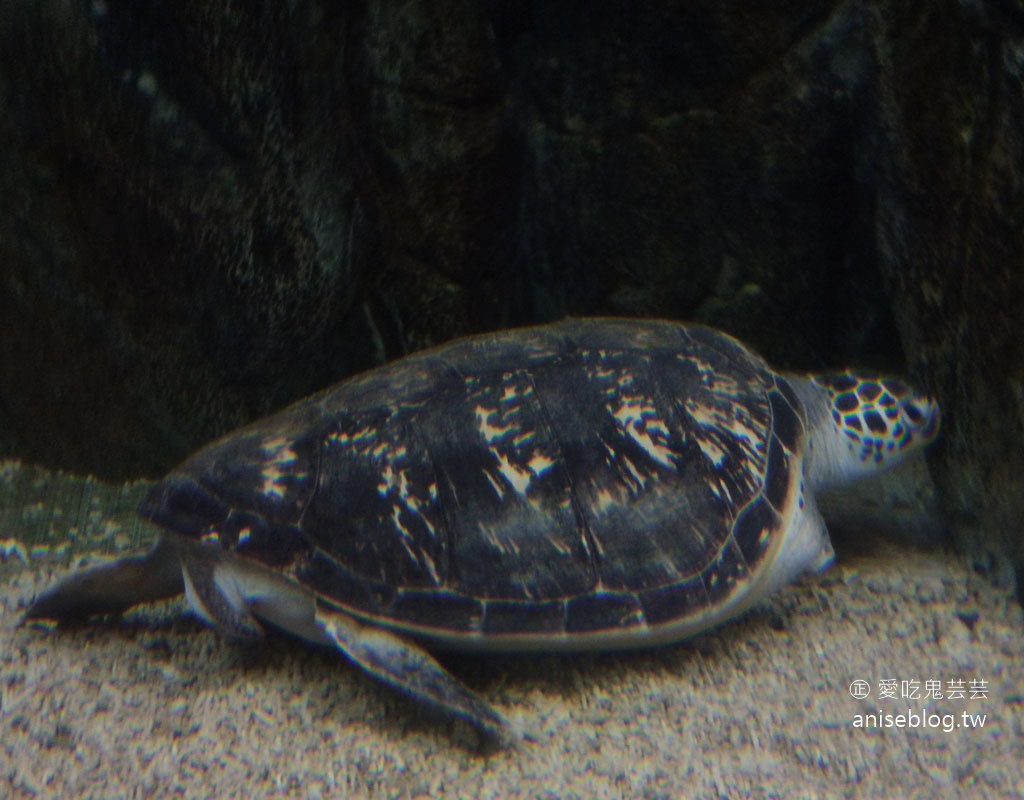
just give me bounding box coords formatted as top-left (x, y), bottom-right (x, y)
top-left (25, 318), bottom-right (940, 743)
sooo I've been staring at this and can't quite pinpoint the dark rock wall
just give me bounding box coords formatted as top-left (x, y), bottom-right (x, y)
top-left (1, 1), bottom-right (371, 472)
top-left (1, 1), bottom-right (1021, 588)
top-left (872, 1), bottom-right (1024, 592)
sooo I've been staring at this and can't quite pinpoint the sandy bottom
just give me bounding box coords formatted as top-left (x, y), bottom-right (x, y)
top-left (1, 463), bottom-right (1022, 799)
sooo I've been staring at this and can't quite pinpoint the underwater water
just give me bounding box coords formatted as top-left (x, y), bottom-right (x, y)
top-left (3, 2), bottom-right (1024, 796)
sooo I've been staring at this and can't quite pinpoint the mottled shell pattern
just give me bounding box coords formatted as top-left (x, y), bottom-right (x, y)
top-left (140, 319), bottom-right (810, 647)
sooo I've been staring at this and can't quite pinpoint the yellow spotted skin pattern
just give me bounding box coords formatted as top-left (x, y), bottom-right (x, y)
top-left (812, 372), bottom-right (940, 468)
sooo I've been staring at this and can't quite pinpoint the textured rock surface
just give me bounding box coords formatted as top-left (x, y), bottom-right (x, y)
top-left (869, 1), bottom-right (1024, 595)
top-left (1, 2), bottom-right (1022, 584)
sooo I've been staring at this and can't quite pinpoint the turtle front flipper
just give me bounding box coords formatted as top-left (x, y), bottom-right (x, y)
top-left (24, 535), bottom-right (184, 623)
top-left (315, 603), bottom-right (512, 745)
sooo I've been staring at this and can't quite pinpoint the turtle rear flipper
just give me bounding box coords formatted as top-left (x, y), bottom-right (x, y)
top-left (24, 536), bottom-right (184, 623)
top-left (180, 547), bottom-right (265, 640)
top-left (316, 603), bottom-right (512, 746)
top-left (177, 548), bottom-right (513, 743)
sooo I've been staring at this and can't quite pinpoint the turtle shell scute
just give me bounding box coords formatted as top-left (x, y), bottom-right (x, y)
top-left (141, 319), bottom-right (811, 637)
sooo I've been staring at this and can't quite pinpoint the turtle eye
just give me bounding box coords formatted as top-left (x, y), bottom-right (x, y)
top-left (899, 395), bottom-right (941, 441)
top-left (903, 401), bottom-right (924, 425)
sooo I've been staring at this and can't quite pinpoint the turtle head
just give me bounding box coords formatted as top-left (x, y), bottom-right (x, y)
top-left (797, 371), bottom-right (940, 490)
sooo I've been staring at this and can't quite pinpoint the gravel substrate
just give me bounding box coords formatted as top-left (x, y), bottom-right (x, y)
top-left (1, 462), bottom-right (1022, 798)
